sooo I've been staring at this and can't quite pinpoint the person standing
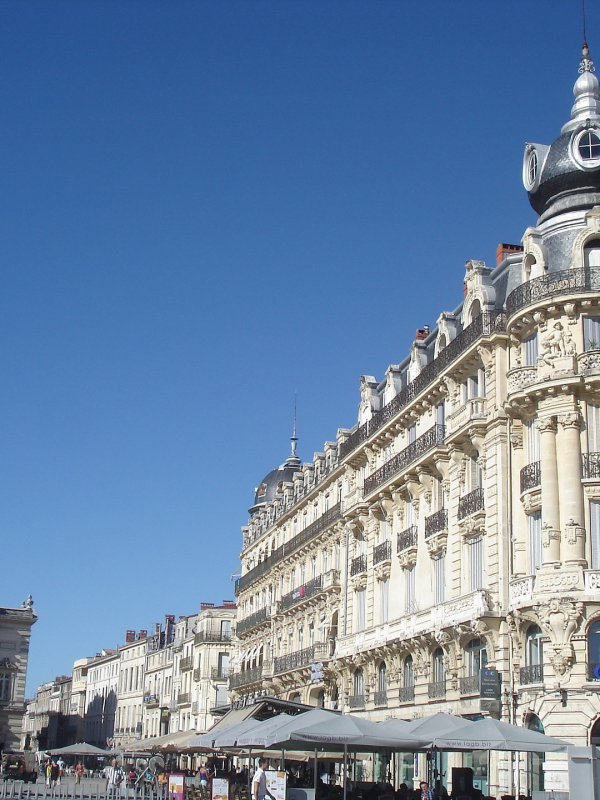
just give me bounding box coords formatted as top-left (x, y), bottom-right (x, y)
top-left (252, 759), bottom-right (275, 800)
top-left (419, 782), bottom-right (434, 800)
top-left (105, 759), bottom-right (124, 797)
top-left (75, 763), bottom-right (85, 785)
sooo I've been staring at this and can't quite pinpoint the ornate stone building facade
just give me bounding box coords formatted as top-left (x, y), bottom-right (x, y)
top-left (0, 597), bottom-right (37, 752)
top-left (232, 49), bottom-right (600, 796)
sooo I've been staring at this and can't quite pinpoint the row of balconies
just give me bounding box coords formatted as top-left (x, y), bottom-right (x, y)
top-left (519, 454), bottom-right (600, 495)
top-left (193, 630), bottom-right (233, 644)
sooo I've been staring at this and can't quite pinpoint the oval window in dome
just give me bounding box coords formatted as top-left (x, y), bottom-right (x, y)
top-left (528, 150), bottom-right (538, 184)
top-left (579, 130), bottom-right (600, 160)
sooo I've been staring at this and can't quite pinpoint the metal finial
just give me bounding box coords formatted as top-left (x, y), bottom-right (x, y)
top-left (580, 41), bottom-right (595, 74)
top-left (290, 392), bottom-right (298, 457)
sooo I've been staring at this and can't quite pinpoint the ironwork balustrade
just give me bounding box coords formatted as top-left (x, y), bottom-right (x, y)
top-left (274, 645), bottom-right (316, 675)
top-left (235, 503), bottom-right (342, 594)
top-left (397, 525), bottom-right (418, 553)
top-left (350, 554), bottom-right (367, 576)
top-left (365, 425), bottom-right (446, 496)
top-left (229, 665), bottom-right (263, 688)
top-left (211, 667), bottom-right (229, 680)
top-left (373, 540), bottom-right (392, 565)
top-left (520, 461), bottom-right (541, 493)
top-left (237, 607), bottom-right (270, 636)
top-left (348, 694), bottom-right (365, 709)
top-left (281, 575), bottom-right (323, 611)
top-left (583, 452), bottom-right (600, 479)
top-left (427, 681), bottom-right (446, 699)
top-left (506, 266), bottom-right (600, 318)
top-left (398, 686), bottom-right (414, 703)
top-left (520, 664), bottom-right (543, 685)
top-left (194, 630), bottom-right (233, 644)
top-left (179, 656), bottom-right (193, 671)
top-left (177, 693), bottom-right (190, 705)
top-left (459, 675), bottom-right (480, 696)
top-left (457, 487), bottom-right (485, 520)
top-left (339, 311), bottom-right (505, 461)
top-left (425, 509), bottom-right (448, 538)
top-left (374, 690), bottom-right (387, 707)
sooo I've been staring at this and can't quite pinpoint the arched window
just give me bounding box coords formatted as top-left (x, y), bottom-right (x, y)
top-left (585, 238), bottom-right (600, 268)
top-left (470, 299), bottom-right (482, 323)
top-left (523, 624), bottom-right (544, 684)
top-left (353, 668), bottom-right (364, 697)
top-left (316, 689), bottom-right (325, 708)
top-left (465, 638), bottom-right (487, 676)
top-left (591, 716), bottom-right (600, 745)
top-left (526, 714), bottom-right (545, 793)
top-left (588, 619), bottom-right (600, 681)
top-left (403, 655), bottom-right (414, 688)
top-left (378, 662), bottom-right (387, 693)
top-left (433, 647), bottom-right (445, 684)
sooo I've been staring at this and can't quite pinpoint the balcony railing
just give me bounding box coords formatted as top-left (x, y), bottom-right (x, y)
top-left (339, 312), bottom-right (505, 460)
top-left (506, 266), bottom-right (600, 318)
top-left (428, 681), bottom-right (446, 699)
top-left (373, 690), bottom-right (387, 707)
top-left (281, 575), bottom-right (323, 611)
top-left (458, 487), bottom-right (484, 520)
top-left (365, 425), bottom-right (446, 496)
top-left (583, 452), bottom-right (600, 479)
top-left (398, 686), bottom-right (414, 704)
top-left (373, 540), bottom-right (392, 565)
top-left (397, 525), bottom-right (418, 553)
top-left (274, 645), bottom-right (317, 675)
top-left (235, 503), bottom-right (342, 594)
top-left (237, 607), bottom-right (271, 637)
top-left (211, 667), bottom-right (229, 680)
top-left (348, 694), bottom-right (365, 709)
top-left (194, 630), bottom-right (233, 644)
top-left (520, 461), bottom-right (541, 493)
top-left (350, 554), bottom-right (367, 576)
top-left (177, 693), bottom-right (191, 706)
top-left (143, 694), bottom-right (158, 706)
top-left (459, 675), bottom-right (480, 696)
top-left (425, 509), bottom-right (447, 538)
top-left (180, 656), bottom-right (193, 672)
top-left (520, 664), bottom-right (543, 685)
top-left (229, 665), bottom-right (263, 689)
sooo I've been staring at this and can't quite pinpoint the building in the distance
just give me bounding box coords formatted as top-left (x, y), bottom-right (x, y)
top-left (231, 47), bottom-right (600, 797)
top-left (0, 597), bottom-right (37, 752)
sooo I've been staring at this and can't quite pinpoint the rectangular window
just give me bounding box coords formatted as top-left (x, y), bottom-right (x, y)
top-left (405, 567), bottom-right (416, 614)
top-left (470, 457), bottom-right (483, 490)
top-left (355, 589), bottom-right (366, 632)
top-left (524, 333), bottom-right (538, 366)
top-left (433, 552), bottom-right (445, 605)
top-left (469, 535), bottom-right (484, 590)
top-left (591, 501), bottom-right (600, 569)
top-left (436, 401), bottom-right (446, 427)
top-left (380, 578), bottom-right (389, 624)
top-left (529, 511), bottom-right (543, 573)
top-left (0, 673), bottom-right (11, 701)
top-left (525, 417), bottom-right (541, 464)
top-left (584, 316), bottom-right (600, 350)
top-left (380, 514), bottom-right (389, 542)
top-left (323, 549), bottom-right (329, 573)
top-left (408, 424), bottom-right (417, 444)
top-left (588, 404), bottom-right (600, 453)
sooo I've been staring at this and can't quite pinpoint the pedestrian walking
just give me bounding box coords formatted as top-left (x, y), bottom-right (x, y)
top-left (75, 763), bottom-right (85, 785)
top-left (105, 759), bottom-right (124, 798)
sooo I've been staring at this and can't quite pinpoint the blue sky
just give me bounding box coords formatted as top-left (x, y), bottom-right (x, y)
top-left (0, 0), bottom-right (595, 694)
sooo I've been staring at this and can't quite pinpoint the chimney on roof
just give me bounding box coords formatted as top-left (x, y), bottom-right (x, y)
top-left (415, 326), bottom-right (430, 341)
top-left (155, 623), bottom-right (161, 634)
top-left (138, 630), bottom-right (147, 640)
top-left (125, 630), bottom-right (136, 643)
top-left (200, 602), bottom-right (215, 609)
top-left (496, 243), bottom-right (523, 266)
top-left (222, 601), bottom-right (236, 607)
top-left (165, 615), bottom-right (175, 625)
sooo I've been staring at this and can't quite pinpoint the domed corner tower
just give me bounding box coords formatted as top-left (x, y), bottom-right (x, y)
top-left (522, 43), bottom-right (600, 275)
top-left (248, 426), bottom-right (302, 516)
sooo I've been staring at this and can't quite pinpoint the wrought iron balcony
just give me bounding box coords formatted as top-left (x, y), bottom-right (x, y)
top-left (180, 656), bottom-right (193, 672)
top-left (143, 694), bottom-right (158, 706)
top-left (520, 664), bottom-right (543, 685)
top-left (520, 461), bottom-right (541, 493)
top-left (339, 312), bottom-right (505, 461)
top-left (373, 540), bottom-right (392, 565)
top-left (229, 665), bottom-right (263, 689)
top-left (177, 693), bottom-right (191, 706)
top-left (458, 487), bottom-right (484, 520)
top-left (425, 509), bottom-right (447, 538)
top-left (459, 675), bottom-right (480, 696)
top-left (397, 525), bottom-right (418, 553)
top-left (211, 667), bottom-right (229, 680)
top-left (350, 554), bottom-right (367, 576)
top-left (194, 630), bottom-right (233, 644)
top-left (281, 575), bottom-right (323, 611)
top-left (365, 425), bottom-right (446, 496)
top-left (373, 690), bottom-right (387, 707)
top-left (506, 266), bottom-right (600, 318)
top-left (237, 606), bottom-right (270, 637)
top-left (428, 681), bottom-right (446, 699)
top-left (236, 503), bottom-right (342, 594)
top-left (583, 452), bottom-right (600, 479)
top-left (274, 645), bottom-right (316, 675)
top-left (398, 686), bottom-right (415, 704)
top-left (348, 694), bottom-right (365, 709)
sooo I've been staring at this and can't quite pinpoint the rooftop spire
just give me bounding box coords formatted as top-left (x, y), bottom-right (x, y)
top-left (290, 392), bottom-right (298, 458)
top-left (561, 41), bottom-right (600, 133)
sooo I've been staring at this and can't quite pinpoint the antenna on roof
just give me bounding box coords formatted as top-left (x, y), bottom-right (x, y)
top-left (581, 0), bottom-right (595, 73)
top-left (290, 391), bottom-right (298, 457)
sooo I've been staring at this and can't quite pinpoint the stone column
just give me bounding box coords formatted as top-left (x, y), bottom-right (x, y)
top-left (537, 417), bottom-right (561, 566)
top-left (557, 411), bottom-right (587, 565)
top-left (510, 429), bottom-right (528, 577)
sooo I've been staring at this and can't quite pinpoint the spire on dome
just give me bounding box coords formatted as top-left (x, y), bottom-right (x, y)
top-left (284, 392), bottom-right (301, 468)
top-left (561, 41), bottom-right (600, 133)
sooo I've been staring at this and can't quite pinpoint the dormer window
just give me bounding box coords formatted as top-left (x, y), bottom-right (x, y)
top-left (579, 130), bottom-right (600, 160)
top-left (527, 150), bottom-right (538, 185)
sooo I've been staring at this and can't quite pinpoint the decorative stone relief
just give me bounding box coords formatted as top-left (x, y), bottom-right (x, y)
top-left (533, 597), bottom-right (584, 677)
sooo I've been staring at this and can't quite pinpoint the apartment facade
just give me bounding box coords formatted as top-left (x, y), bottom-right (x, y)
top-left (0, 597), bottom-right (37, 752)
top-left (231, 51), bottom-right (600, 796)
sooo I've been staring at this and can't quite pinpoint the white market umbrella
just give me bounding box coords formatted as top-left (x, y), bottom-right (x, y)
top-left (291, 714), bottom-right (427, 749)
top-left (431, 717), bottom-right (568, 752)
top-left (236, 714), bottom-right (293, 748)
top-left (262, 708), bottom-right (340, 749)
top-left (209, 717), bottom-right (266, 749)
top-left (50, 743), bottom-right (112, 756)
top-left (394, 712), bottom-right (475, 738)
